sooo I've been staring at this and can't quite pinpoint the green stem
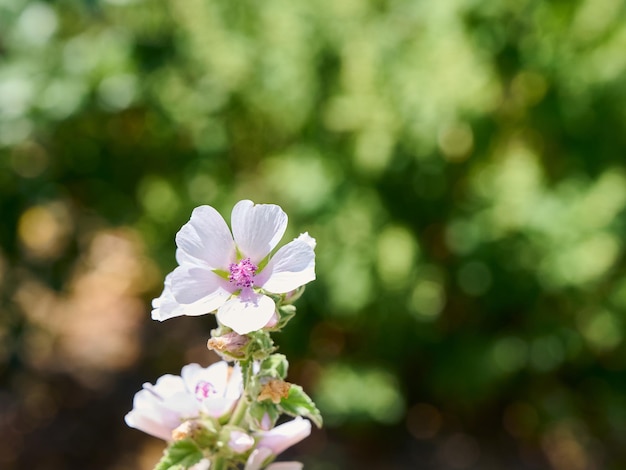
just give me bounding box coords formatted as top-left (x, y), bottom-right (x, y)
top-left (212, 457), bottom-right (225, 470)
top-left (228, 394), bottom-right (249, 427)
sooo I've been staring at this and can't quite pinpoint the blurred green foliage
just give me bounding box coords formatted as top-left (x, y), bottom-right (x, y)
top-left (2, 0), bottom-right (626, 469)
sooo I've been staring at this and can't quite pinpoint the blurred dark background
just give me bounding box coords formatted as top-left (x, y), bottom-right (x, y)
top-left (2, 0), bottom-right (626, 469)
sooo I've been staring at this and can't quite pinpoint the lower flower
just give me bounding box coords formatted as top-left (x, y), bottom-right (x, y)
top-left (245, 417), bottom-right (311, 470)
top-left (124, 361), bottom-right (243, 440)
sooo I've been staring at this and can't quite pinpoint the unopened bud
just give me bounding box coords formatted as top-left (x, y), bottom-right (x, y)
top-left (207, 331), bottom-right (249, 360)
top-left (228, 429), bottom-right (255, 453)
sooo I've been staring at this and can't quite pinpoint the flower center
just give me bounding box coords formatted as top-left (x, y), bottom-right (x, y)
top-left (228, 258), bottom-right (258, 288)
top-left (195, 381), bottom-right (217, 400)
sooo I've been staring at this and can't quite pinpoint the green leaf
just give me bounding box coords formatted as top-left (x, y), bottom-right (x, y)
top-left (279, 384), bottom-right (323, 428)
top-left (154, 440), bottom-right (203, 470)
top-left (248, 400), bottom-right (280, 430)
top-left (247, 330), bottom-right (276, 361)
top-left (276, 304), bottom-right (297, 329)
top-left (260, 354), bottom-right (289, 379)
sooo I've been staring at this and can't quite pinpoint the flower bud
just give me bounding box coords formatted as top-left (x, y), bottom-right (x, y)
top-left (207, 331), bottom-right (250, 360)
top-left (228, 430), bottom-right (255, 453)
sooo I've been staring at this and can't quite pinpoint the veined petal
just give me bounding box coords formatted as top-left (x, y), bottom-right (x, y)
top-left (216, 291), bottom-right (276, 335)
top-left (149, 374), bottom-right (188, 399)
top-left (202, 396), bottom-right (238, 419)
top-left (152, 273), bottom-right (219, 321)
top-left (224, 363), bottom-right (244, 399)
top-left (256, 417), bottom-right (311, 455)
top-left (181, 362), bottom-right (229, 396)
top-left (124, 408), bottom-right (174, 441)
top-left (231, 200), bottom-right (288, 263)
top-left (170, 265), bottom-right (232, 309)
top-left (244, 448), bottom-right (273, 470)
top-left (175, 205), bottom-right (236, 269)
top-left (258, 238), bottom-right (315, 294)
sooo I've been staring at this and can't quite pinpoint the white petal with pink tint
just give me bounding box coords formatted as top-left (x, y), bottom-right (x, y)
top-left (170, 265), bottom-right (232, 307)
top-left (175, 205), bottom-right (236, 268)
top-left (152, 273), bottom-right (219, 321)
top-left (231, 200), bottom-right (288, 263)
top-left (256, 417), bottom-right (311, 455)
top-left (216, 291), bottom-right (276, 335)
top-left (259, 237), bottom-right (315, 294)
top-left (244, 447), bottom-right (273, 470)
top-left (267, 463), bottom-right (304, 470)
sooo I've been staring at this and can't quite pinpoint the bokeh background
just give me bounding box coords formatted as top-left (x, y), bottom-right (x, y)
top-left (2, 0), bottom-right (626, 469)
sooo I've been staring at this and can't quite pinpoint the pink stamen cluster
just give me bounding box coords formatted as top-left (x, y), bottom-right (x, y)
top-left (228, 258), bottom-right (258, 288)
top-left (195, 381), bottom-right (217, 400)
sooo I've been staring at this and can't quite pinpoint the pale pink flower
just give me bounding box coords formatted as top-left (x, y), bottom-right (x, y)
top-left (152, 200), bottom-right (316, 335)
top-left (245, 418), bottom-right (311, 470)
top-left (124, 362), bottom-right (242, 440)
top-left (256, 417), bottom-right (312, 455)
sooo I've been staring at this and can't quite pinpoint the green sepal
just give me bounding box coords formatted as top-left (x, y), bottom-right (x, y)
top-left (275, 304), bottom-right (296, 329)
top-left (279, 384), bottom-right (323, 428)
top-left (212, 268), bottom-right (230, 281)
top-left (248, 400), bottom-right (280, 431)
top-left (154, 439), bottom-right (203, 470)
top-left (260, 354), bottom-right (289, 380)
top-left (256, 253), bottom-right (271, 272)
top-left (196, 418), bottom-right (220, 447)
top-left (247, 330), bottom-right (276, 361)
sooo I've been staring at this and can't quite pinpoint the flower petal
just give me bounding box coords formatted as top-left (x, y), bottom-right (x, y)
top-left (244, 448), bottom-right (273, 470)
top-left (256, 417), bottom-right (311, 455)
top-left (257, 238), bottom-right (315, 294)
top-left (125, 381), bottom-right (200, 441)
top-left (224, 363), bottom-right (244, 399)
top-left (152, 273), bottom-right (221, 321)
top-left (267, 463), bottom-right (304, 470)
top-left (124, 407), bottom-right (174, 441)
top-left (202, 396), bottom-right (238, 418)
top-left (231, 200), bottom-right (288, 263)
top-left (175, 205), bottom-right (236, 269)
top-left (181, 362), bottom-right (228, 395)
top-left (216, 291), bottom-right (276, 335)
top-left (170, 265), bottom-right (232, 309)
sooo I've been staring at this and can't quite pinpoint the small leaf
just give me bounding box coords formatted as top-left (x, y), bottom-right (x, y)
top-left (154, 439), bottom-right (203, 470)
top-left (279, 384), bottom-right (323, 428)
top-left (260, 354), bottom-right (289, 379)
top-left (276, 304), bottom-right (296, 329)
top-left (249, 401), bottom-right (280, 430)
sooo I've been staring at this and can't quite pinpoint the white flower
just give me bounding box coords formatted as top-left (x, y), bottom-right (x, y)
top-left (152, 200), bottom-right (316, 335)
top-left (255, 417), bottom-right (312, 455)
top-left (124, 361), bottom-right (242, 440)
top-left (245, 418), bottom-right (311, 470)
top-left (245, 448), bottom-right (303, 470)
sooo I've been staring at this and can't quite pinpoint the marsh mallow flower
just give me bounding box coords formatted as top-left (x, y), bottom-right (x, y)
top-left (152, 200), bottom-right (316, 335)
top-left (124, 361), bottom-right (242, 440)
top-left (244, 417), bottom-right (311, 470)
